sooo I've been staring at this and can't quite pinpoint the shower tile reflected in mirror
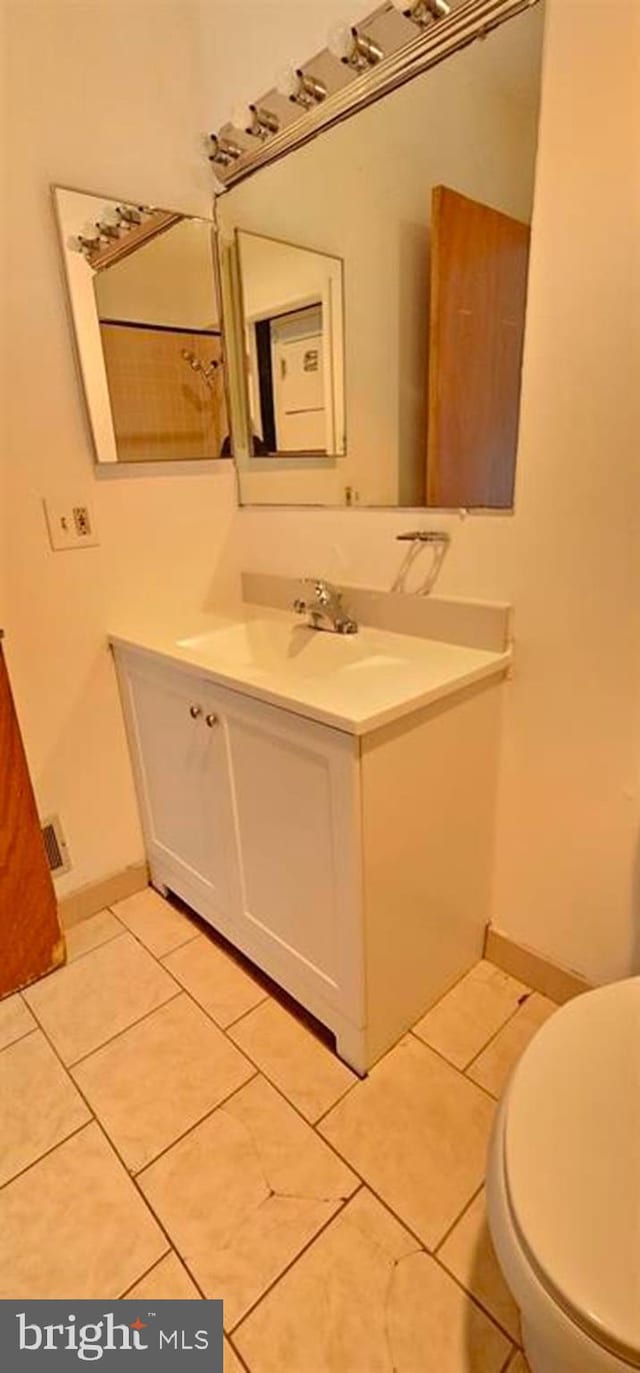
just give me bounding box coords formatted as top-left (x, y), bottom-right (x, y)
top-left (217, 2), bottom-right (545, 509)
top-left (53, 190), bottom-right (229, 464)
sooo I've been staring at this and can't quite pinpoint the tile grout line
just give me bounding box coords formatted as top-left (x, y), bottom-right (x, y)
top-left (409, 956), bottom-right (500, 1024)
top-left (201, 1024), bottom-right (369, 1182)
top-left (66, 988), bottom-right (185, 1070)
top-left (228, 1188), bottom-right (362, 1337)
top-left (132, 1068), bottom-right (260, 1181)
top-left (225, 1332), bottom-right (252, 1372)
top-left (63, 924), bottom-right (128, 967)
top-left (226, 1014), bottom-right (360, 1123)
top-left (103, 903), bottom-right (204, 963)
top-left (0, 1117), bottom-right (93, 1195)
top-left (157, 976), bottom-right (270, 1033)
top-left (218, 991), bottom-right (271, 1030)
top-left (127, 930), bottom-right (203, 960)
top-left (463, 991), bottom-right (535, 1076)
top-left (406, 1029), bottom-right (503, 1105)
top-left (433, 1180), bottom-right (485, 1256)
top-left (0, 1024), bottom-right (41, 1057)
top-left (310, 1069), bottom-right (361, 1127)
top-left (431, 1248), bottom-right (519, 1350)
top-left (119, 1251), bottom-right (180, 1300)
top-left (208, 988), bottom-right (271, 1032)
top-left (69, 916), bottom-right (202, 969)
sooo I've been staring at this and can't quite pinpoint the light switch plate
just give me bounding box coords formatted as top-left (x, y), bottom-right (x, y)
top-left (43, 499), bottom-right (100, 551)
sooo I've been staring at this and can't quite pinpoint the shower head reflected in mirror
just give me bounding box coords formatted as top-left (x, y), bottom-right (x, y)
top-left (181, 349), bottom-right (221, 391)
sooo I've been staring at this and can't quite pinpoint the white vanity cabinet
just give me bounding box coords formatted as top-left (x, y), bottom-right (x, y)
top-left (114, 643), bottom-right (504, 1073)
top-left (117, 649), bottom-right (364, 1054)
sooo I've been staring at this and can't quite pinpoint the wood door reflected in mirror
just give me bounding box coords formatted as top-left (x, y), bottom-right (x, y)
top-left (54, 190), bottom-right (229, 464)
top-left (217, 1), bottom-right (544, 508)
top-left (427, 186), bottom-right (530, 509)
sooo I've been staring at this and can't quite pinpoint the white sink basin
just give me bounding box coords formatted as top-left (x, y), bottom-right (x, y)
top-left (177, 619), bottom-right (408, 680)
top-left (111, 605), bottom-right (510, 734)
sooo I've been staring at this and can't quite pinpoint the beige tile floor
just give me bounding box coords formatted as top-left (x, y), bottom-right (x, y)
top-left (0, 893), bottom-right (553, 1372)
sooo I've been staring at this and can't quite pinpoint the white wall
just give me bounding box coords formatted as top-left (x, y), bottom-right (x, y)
top-left (204, 0), bottom-right (640, 986)
top-left (2, 0), bottom-right (238, 900)
top-left (95, 218), bottom-right (220, 329)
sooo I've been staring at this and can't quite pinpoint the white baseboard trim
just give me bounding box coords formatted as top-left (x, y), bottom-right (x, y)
top-left (485, 927), bottom-right (591, 1004)
top-left (58, 862), bottom-right (149, 930)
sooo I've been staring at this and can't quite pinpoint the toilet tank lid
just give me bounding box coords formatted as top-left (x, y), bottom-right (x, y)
top-left (505, 978), bottom-right (640, 1365)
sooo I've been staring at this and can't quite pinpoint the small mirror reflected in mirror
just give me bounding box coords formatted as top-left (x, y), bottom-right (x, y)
top-left (54, 189), bottom-right (229, 464)
top-left (235, 230), bottom-right (345, 460)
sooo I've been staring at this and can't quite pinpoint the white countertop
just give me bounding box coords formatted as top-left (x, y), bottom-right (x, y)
top-left (109, 604), bottom-right (511, 735)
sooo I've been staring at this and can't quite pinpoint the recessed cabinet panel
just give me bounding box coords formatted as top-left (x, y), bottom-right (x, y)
top-left (208, 680), bottom-right (363, 1018)
top-left (226, 719), bottom-right (339, 988)
top-left (124, 662), bottom-right (237, 923)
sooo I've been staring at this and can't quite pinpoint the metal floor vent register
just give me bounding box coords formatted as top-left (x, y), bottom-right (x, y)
top-left (41, 814), bottom-right (71, 876)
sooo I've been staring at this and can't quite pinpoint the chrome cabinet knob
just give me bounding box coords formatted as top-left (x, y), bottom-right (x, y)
top-left (205, 713), bottom-right (218, 728)
top-left (189, 704), bottom-right (202, 719)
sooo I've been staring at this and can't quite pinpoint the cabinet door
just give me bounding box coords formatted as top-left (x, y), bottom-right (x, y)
top-left (211, 682), bottom-right (363, 1022)
top-left (120, 656), bottom-right (238, 933)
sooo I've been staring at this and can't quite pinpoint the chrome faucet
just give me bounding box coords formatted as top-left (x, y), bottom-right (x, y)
top-left (293, 579), bottom-right (358, 635)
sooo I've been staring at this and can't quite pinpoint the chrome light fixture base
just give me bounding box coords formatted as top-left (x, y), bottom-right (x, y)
top-left (208, 0), bottom-right (541, 189)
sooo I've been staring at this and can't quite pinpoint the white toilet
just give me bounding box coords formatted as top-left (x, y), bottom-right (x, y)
top-left (487, 977), bottom-right (640, 1373)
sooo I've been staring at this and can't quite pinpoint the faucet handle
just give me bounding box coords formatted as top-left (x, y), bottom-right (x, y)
top-left (301, 577), bottom-right (341, 605)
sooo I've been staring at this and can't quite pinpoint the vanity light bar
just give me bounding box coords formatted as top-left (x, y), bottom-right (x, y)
top-left (74, 206), bottom-right (182, 269)
top-left (208, 0), bottom-right (541, 188)
top-left (391, 0), bottom-right (452, 23)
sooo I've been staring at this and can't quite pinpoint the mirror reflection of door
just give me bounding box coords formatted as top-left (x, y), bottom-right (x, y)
top-left (427, 185), bottom-right (530, 508)
top-left (268, 305), bottom-right (325, 452)
top-left (236, 229), bottom-right (345, 460)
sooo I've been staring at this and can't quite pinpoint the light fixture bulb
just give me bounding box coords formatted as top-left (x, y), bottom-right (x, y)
top-left (230, 102), bottom-right (253, 133)
top-left (327, 22), bottom-right (353, 62)
top-left (276, 65), bottom-right (299, 99)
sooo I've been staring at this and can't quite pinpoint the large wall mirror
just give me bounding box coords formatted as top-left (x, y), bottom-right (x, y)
top-left (217, 1), bottom-right (545, 508)
top-left (54, 189), bottom-right (229, 464)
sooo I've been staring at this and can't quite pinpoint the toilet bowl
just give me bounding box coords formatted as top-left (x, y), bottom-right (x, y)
top-left (486, 977), bottom-right (640, 1373)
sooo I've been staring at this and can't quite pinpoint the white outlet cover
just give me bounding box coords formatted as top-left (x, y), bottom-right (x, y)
top-left (43, 498), bottom-right (100, 551)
